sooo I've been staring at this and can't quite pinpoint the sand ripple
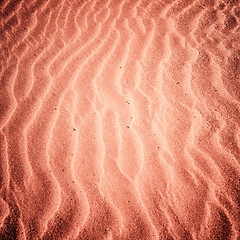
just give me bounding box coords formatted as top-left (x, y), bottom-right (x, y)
top-left (0, 0), bottom-right (240, 239)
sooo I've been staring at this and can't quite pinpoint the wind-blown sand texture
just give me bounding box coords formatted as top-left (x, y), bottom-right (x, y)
top-left (0, 0), bottom-right (240, 239)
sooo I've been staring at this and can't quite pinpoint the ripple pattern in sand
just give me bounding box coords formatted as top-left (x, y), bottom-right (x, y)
top-left (0, 0), bottom-right (240, 239)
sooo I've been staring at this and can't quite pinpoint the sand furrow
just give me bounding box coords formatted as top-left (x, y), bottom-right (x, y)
top-left (41, 91), bottom-right (88, 239)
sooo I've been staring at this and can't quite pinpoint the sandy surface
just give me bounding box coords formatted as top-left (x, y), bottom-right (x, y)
top-left (0, 0), bottom-right (240, 239)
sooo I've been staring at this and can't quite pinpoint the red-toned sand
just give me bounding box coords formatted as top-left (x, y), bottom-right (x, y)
top-left (0, 0), bottom-right (240, 239)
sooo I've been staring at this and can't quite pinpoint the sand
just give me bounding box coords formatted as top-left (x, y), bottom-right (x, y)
top-left (0, 0), bottom-right (239, 239)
